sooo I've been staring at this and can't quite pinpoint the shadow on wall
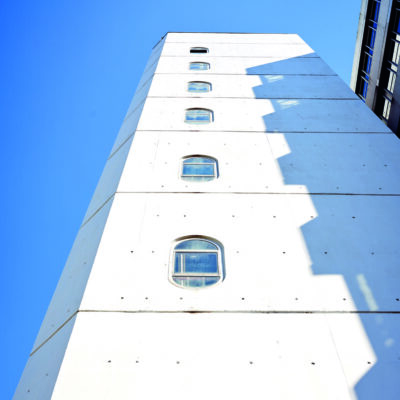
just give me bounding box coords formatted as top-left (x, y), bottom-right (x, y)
top-left (247, 55), bottom-right (400, 399)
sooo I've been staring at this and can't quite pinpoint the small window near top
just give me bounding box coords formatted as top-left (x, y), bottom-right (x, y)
top-left (185, 108), bottom-right (213, 124)
top-left (190, 47), bottom-right (209, 54)
top-left (181, 156), bottom-right (218, 182)
top-left (171, 237), bottom-right (224, 288)
top-left (189, 62), bottom-right (210, 71)
top-left (188, 81), bottom-right (212, 93)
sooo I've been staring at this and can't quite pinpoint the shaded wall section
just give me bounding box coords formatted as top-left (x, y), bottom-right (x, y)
top-left (248, 54), bottom-right (400, 399)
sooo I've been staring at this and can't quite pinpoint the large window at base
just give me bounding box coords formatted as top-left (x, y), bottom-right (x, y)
top-left (171, 238), bottom-right (224, 288)
top-left (181, 156), bottom-right (218, 182)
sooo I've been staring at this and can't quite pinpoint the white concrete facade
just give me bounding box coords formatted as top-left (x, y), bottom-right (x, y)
top-left (14, 33), bottom-right (400, 399)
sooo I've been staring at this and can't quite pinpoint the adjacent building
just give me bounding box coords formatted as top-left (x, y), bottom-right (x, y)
top-left (14, 33), bottom-right (400, 399)
top-left (351, 0), bottom-right (400, 136)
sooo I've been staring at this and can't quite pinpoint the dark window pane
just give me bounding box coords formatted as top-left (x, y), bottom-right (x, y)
top-left (190, 47), bottom-right (209, 54)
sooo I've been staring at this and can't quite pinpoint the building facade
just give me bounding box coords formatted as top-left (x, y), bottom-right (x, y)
top-left (351, 0), bottom-right (400, 136)
top-left (15, 33), bottom-right (400, 399)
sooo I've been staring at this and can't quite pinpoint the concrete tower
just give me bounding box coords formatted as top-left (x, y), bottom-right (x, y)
top-left (14, 33), bottom-right (400, 399)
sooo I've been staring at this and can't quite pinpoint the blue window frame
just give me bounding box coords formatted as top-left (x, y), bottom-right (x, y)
top-left (181, 156), bottom-right (218, 181)
top-left (171, 238), bottom-right (223, 288)
top-left (185, 108), bottom-right (213, 124)
top-left (189, 62), bottom-right (210, 71)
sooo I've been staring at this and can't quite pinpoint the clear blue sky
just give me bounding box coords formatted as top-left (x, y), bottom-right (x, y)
top-left (1, 0), bottom-right (361, 397)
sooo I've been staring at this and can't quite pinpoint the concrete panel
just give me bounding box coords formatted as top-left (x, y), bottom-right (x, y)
top-left (326, 313), bottom-right (400, 399)
top-left (80, 193), bottom-right (400, 313)
top-left (137, 97), bottom-right (391, 133)
top-left (117, 131), bottom-right (285, 194)
top-left (292, 193), bottom-right (400, 313)
top-left (271, 132), bottom-right (400, 194)
top-left (13, 316), bottom-right (77, 400)
top-left (83, 137), bottom-right (133, 223)
top-left (33, 199), bottom-right (114, 350)
top-left (148, 73), bottom-right (358, 99)
top-left (166, 32), bottom-right (306, 44)
top-left (156, 56), bottom-right (336, 75)
top-left (161, 42), bottom-right (316, 58)
top-left (117, 131), bottom-right (400, 195)
top-left (50, 312), bottom-right (361, 400)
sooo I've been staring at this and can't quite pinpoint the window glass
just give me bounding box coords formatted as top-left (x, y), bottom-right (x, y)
top-left (172, 238), bottom-right (223, 288)
top-left (188, 81), bottom-right (212, 93)
top-left (185, 108), bottom-right (213, 124)
top-left (175, 239), bottom-right (217, 250)
top-left (189, 62), bottom-right (210, 71)
top-left (181, 156), bottom-right (218, 182)
top-left (190, 47), bottom-right (209, 54)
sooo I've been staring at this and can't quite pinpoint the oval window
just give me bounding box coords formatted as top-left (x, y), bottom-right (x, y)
top-left (188, 81), bottom-right (212, 93)
top-left (189, 62), bottom-right (210, 71)
top-left (185, 108), bottom-right (213, 124)
top-left (171, 238), bottom-right (224, 288)
top-left (181, 156), bottom-right (218, 182)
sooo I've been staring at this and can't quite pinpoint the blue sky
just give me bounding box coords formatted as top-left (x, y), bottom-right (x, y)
top-left (1, 0), bottom-right (361, 397)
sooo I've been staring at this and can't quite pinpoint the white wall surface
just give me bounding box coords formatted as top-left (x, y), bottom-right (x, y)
top-left (162, 42), bottom-right (316, 58)
top-left (49, 312), bottom-right (371, 400)
top-left (147, 74), bottom-right (358, 99)
top-left (157, 55), bottom-right (336, 75)
top-left (137, 97), bottom-right (390, 133)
